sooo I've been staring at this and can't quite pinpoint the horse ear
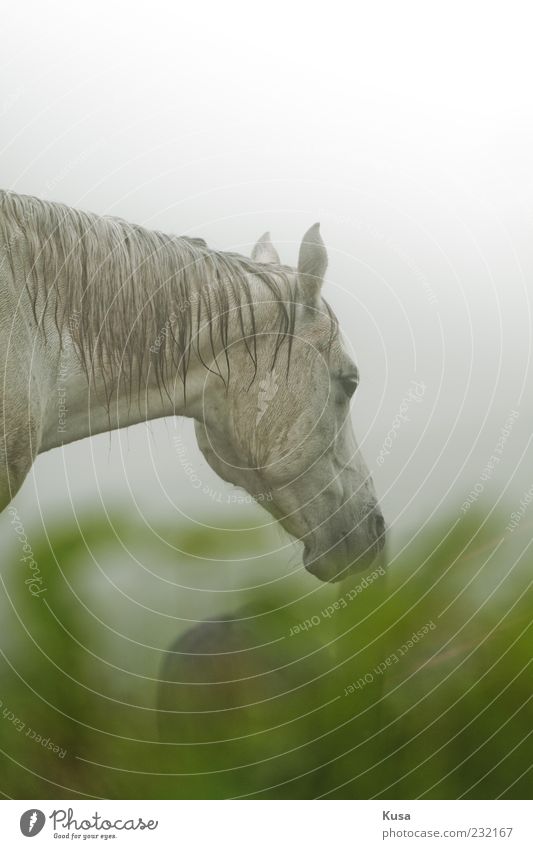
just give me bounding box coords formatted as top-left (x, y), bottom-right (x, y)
top-left (297, 223), bottom-right (327, 304)
top-left (251, 232), bottom-right (280, 264)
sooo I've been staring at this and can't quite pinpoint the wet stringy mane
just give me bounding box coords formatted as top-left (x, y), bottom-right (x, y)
top-left (0, 190), bottom-right (337, 401)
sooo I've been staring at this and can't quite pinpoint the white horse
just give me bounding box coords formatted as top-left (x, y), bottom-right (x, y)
top-left (0, 190), bottom-right (385, 582)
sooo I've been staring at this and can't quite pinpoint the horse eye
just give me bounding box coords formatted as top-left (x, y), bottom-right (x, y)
top-left (340, 375), bottom-right (358, 397)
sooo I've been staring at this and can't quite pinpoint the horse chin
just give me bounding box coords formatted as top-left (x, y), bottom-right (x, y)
top-left (304, 558), bottom-right (347, 583)
top-left (303, 545), bottom-right (385, 584)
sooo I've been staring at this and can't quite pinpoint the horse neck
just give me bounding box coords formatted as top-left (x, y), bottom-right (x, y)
top-left (38, 264), bottom-right (277, 453)
top-left (1, 193), bottom-right (290, 451)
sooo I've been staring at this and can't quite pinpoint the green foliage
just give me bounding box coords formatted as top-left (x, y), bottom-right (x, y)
top-left (0, 507), bottom-right (530, 798)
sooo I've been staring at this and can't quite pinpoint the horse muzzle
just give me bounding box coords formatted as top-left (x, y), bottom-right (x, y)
top-left (303, 506), bottom-right (387, 583)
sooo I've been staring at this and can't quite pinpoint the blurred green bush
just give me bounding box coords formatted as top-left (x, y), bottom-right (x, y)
top-left (0, 506), bottom-right (530, 799)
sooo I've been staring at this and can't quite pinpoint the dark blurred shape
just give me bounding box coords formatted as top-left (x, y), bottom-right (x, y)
top-left (156, 609), bottom-right (343, 797)
top-left (157, 613), bottom-right (313, 741)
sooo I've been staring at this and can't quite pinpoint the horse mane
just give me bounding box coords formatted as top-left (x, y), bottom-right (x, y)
top-left (0, 190), bottom-right (301, 401)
